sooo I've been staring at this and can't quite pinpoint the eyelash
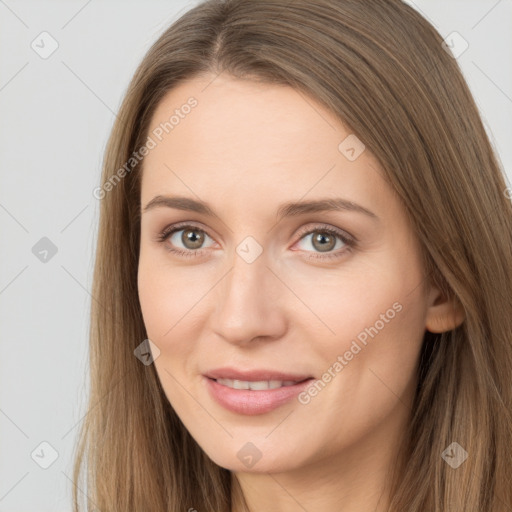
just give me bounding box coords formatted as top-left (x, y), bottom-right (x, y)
top-left (155, 222), bottom-right (356, 261)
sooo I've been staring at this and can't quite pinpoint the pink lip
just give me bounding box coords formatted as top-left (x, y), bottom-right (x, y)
top-left (203, 367), bottom-right (314, 415)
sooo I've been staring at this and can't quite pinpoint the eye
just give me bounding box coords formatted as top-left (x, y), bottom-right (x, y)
top-left (156, 222), bottom-right (355, 261)
top-left (156, 223), bottom-right (215, 258)
top-left (293, 224), bottom-right (355, 261)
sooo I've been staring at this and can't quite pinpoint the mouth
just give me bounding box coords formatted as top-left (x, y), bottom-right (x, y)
top-left (204, 367), bottom-right (313, 383)
top-left (203, 370), bottom-right (315, 415)
top-left (212, 377), bottom-right (311, 390)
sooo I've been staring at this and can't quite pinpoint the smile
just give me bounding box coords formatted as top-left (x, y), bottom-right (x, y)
top-left (204, 376), bottom-right (315, 415)
top-left (216, 378), bottom-right (302, 390)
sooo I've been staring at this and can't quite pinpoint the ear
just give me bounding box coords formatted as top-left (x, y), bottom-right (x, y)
top-left (425, 285), bottom-right (465, 333)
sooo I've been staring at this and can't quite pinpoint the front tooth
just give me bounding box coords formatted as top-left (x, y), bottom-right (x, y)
top-left (232, 379), bottom-right (250, 390)
top-left (217, 378), bottom-right (234, 388)
top-left (248, 380), bottom-right (271, 390)
top-left (216, 379), bottom-right (298, 390)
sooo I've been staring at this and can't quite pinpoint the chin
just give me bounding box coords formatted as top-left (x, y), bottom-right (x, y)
top-left (202, 441), bottom-right (305, 474)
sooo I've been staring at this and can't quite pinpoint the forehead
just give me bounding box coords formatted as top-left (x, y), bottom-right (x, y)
top-left (140, 74), bottom-right (389, 218)
top-left (147, 74), bottom-right (343, 159)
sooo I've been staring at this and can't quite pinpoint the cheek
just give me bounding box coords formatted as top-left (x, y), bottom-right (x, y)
top-left (137, 260), bottom-right (167, 339)
top-left (289, 286), bottom-right (427, 456)
top-left (137, 254), bottom-right (213, 392)
top-left (297, 243), bottom-right (428, 400)
top-left (137, 253), bottom-right (204, 339)
top-left (294, 255), bottom-right (425, 353)
top-left (299, 256), bottom-right (427, 424)
top-left (137, 259), bottom-right (200, 409)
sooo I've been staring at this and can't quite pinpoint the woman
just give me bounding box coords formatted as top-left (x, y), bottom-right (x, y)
top-left (74, 0), bottom-right (512, 510)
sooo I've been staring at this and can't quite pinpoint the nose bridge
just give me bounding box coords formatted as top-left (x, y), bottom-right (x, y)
top-left (212, 246), bottom-right (286, 344)
top-left (221, 249), bottom-right (273, 318)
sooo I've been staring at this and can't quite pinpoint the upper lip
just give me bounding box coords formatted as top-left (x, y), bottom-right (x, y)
top-left (204, 367), bottom-right (313, 382)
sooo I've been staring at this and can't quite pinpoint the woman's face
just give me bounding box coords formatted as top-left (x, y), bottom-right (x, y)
top-left (137, 74), bottom-right (436, 474)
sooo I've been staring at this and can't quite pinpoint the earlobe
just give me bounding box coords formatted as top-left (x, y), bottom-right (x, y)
top-left (425, 287), bottom-right (466, 333)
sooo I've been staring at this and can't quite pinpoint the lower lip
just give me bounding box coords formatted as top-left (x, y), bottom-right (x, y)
top-left (204, 377), bottom-right (314, 415)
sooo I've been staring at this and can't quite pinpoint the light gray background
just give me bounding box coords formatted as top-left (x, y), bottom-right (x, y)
top-left (0, 0), bottom-right (511, 510)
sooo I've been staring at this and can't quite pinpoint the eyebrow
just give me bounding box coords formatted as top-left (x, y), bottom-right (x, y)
top-left (143, 195), bottom-right (378, 220)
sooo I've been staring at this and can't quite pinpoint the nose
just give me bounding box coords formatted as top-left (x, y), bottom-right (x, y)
top-left (210, 250), bottom-right (287, 346)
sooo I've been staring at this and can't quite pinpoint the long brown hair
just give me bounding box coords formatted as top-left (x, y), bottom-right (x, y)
top-left (73, 0), bottom-right (512, 510)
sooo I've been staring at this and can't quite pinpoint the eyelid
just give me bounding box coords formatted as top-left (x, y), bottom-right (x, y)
top-left (156, 221), bottom-right (215, 242)
top-left (294, 222), bottom-right (357, 244)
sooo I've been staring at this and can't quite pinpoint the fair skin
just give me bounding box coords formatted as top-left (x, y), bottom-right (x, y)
top-left (137, 73), bottom-right (464, 512)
